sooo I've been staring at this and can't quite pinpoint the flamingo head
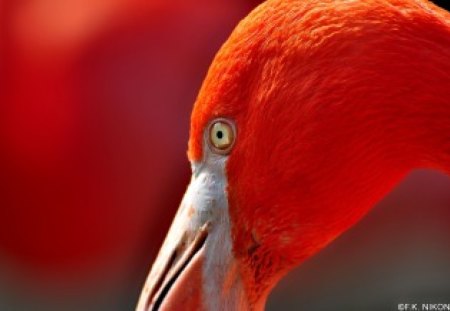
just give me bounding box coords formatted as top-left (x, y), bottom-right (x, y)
top-left (137, 0), bottom-right (450, 310)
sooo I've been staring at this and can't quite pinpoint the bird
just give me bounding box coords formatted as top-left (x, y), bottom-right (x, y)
top-left (136, 0), bottom-right (450, 310)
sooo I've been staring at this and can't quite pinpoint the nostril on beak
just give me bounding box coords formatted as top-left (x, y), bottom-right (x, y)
top-left (147, 222), bottom-right (211, 311)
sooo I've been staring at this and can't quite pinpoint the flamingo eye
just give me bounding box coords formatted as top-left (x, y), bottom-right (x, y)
top-left (208, 119), bottom-right (236, 154)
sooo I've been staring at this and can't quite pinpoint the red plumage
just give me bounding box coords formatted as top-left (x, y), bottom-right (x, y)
top-left (189, 0), bottom-right (450, 305)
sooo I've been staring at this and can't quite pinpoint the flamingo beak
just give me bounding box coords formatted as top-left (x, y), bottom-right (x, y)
top-left (136, 158), bottom-right (247, 311)
top-left (136, 207), bottom-right (209, 311)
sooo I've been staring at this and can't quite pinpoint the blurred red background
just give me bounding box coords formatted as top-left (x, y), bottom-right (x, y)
top-left (1, 1), bottom-right (449, 310)
top-left (0, 1), bottom-right (259, 309)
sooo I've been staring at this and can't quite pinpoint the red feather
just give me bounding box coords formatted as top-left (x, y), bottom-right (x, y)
top-left (189, 0), bottom-right (450, 305)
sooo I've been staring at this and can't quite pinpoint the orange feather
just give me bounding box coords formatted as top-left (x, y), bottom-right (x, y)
top-left (189, 0), bottom-right (450, 306)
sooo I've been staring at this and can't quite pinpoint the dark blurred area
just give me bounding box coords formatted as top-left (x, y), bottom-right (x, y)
top-left (432, 0), bottom-right (450, 11)
top-left (0, 1), bottom-right (449, 311)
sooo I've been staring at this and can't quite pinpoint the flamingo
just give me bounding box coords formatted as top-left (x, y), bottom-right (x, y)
top-left (136, 0), bottom-right (450, 310)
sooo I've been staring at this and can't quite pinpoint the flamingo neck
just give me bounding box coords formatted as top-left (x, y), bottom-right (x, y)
top-left (389, 34), bottom-right (450, 173)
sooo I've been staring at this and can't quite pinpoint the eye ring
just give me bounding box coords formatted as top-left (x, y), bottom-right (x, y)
top-left (207, 118), bottom-right (236, 155)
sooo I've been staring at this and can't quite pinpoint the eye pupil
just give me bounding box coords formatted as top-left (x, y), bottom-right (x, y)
top-left (216, 131), bottom-right (223, 139)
